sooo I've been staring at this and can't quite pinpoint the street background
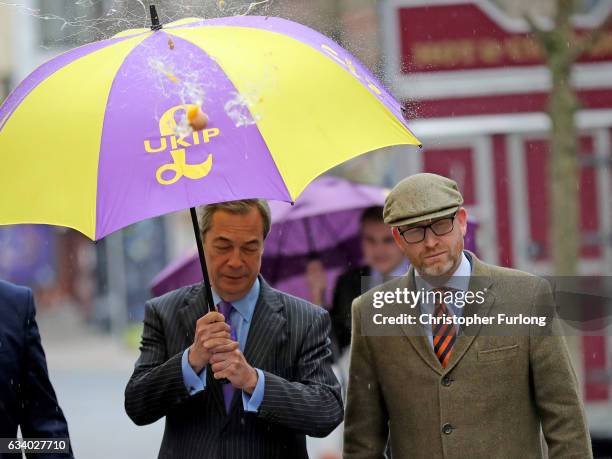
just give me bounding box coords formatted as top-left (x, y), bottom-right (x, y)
top-left (1, 0), bottom-right (611, 457)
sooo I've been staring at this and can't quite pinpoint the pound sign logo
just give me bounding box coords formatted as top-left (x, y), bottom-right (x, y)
top-left (144, 104), bottom-right (216, 186)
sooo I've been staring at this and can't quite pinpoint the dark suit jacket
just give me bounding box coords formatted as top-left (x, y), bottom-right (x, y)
top-left (0, 280), bottom-right (73, 459)
top-left (125, 277), bottom-right (343, 459)
top-left (331, 266), bottom-right (370, 355)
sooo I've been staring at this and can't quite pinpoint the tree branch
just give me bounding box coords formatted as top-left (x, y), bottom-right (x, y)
top-left (573, 13), bottom-right (612, 60)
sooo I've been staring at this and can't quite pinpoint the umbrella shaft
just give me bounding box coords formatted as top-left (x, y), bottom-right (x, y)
top-left (190, 207), bottom-right (215, 313)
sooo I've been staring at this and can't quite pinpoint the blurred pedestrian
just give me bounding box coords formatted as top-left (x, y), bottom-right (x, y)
top-left (343, 173), bottom-right (592, 458)
top-left (125, 199), bottom-right (343, 459)
top-left (306, 206), bottom-right (407, 384)
top-left (334, 206), bottom-right (408, 356)
top-left (0, 280), bottom-right (73, 459)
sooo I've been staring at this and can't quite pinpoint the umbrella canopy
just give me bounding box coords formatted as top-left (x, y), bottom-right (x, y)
top-left (0, 14), bottom-right (420, 241)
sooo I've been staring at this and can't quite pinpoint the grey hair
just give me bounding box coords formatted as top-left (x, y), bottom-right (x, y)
top-left (198, 199), bottom-right (272, 239)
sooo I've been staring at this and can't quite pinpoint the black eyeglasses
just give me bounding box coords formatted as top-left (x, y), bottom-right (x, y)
top-left (398, 213), bottom-right (456, 244)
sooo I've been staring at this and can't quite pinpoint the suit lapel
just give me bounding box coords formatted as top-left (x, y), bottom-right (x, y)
top-left (178, 283), bottom-right (207, 343)
top-left (399, 253), bottom-right (496, 374)
top-left (178, 283), bottom-right (226, 416)
top-left (243, 277), bottom-right (286, 369)
top-left (398, 268), bottom-right (445, 376)
top-left (445, 253), bottom-right (495, 373)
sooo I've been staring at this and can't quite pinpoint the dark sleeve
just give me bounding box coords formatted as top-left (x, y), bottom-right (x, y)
top-left (257, 310), bottom-right (344, 437)
top-left (18, 288), bottom-right (74, 459)
top-left (124, 301), bottom-right (192, 426)
top-left (330, 272), bottom-right (355, 354)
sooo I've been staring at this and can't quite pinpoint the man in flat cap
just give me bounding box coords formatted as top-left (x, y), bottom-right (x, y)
top-left (343, 173), bottom-right (592, 458)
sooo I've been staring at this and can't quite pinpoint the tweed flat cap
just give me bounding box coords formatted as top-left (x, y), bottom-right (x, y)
top-left (383, 173), bottom-right (464, 227)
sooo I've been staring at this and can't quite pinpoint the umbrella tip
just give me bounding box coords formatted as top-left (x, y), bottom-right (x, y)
top-left (150, 4), bottom-right (162, 31)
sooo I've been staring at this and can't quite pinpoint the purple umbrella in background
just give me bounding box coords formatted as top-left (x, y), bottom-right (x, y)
top-left (151, 176), bottom-right (479, 304)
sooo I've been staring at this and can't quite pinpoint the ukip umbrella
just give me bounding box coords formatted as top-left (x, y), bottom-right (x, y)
top-left (0, 7), bottom-right (421, 313)
top-left (151, 175), bottom-right (481, 302)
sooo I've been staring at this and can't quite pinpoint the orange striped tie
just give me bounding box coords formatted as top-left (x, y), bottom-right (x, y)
top-left (432, 289), bottom-right (457, 368)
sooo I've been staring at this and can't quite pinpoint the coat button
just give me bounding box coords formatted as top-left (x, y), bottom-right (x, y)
top-left (442, 423), bottom-right (453, 435)
top-left (441, 376), bottom-right (453, 386)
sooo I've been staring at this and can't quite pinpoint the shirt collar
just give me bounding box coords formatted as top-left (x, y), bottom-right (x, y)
top-left (414, 251), bottom-right (471, 292)
top-left (212, 277), bottom-right (260, 322)
top-left (390, 258), bottom-right (410, 277)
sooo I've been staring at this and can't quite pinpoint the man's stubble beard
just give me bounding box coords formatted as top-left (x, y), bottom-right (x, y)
top-left (417, 237), bottom-right (464, 278)
top-left (420, 257), bottom-right (455, 277)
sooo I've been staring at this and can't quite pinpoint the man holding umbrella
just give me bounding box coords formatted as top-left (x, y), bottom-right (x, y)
top-left (125, 199), bottom-right (343, 459)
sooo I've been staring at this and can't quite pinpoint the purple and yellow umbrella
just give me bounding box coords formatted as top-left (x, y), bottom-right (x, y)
top-left (0, 7), bottom-right (420, 310)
